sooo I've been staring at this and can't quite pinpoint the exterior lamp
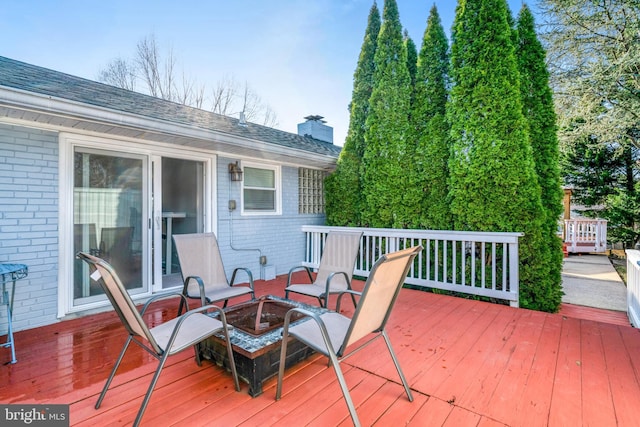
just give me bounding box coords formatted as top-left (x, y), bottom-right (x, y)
top-left (228, 161), bottom-right (243, 181)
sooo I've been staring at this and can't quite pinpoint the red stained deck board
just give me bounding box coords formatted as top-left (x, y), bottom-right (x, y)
top-left (442, 405), bottom-right (482, 426)
top-left (484, 309), bottom-right (547, 424)
top-left (290, 367), bottom-right (374, 427)
top-left (336, 380), bottom-right (411, 427)
top-left (599, 322), bottom-right (640, 427)
top-left (374, 390), bottom-right (429, 426)
top-left (559, 303), bottom-right (630, 327)
top-left (580, 320), bottom-right (617, 426)
top-left (509, 314), bottom-right (562, 427)
top-left (2, 274), bottom-right (640, 426)
top-left (411, 300), bottom-right (501, 395)
top-left (548, 316), bottom-right (584, 426)
top-left (408, 396), bottom-right (454, 425)
top-left (438, 305), bottom-right (521, 413)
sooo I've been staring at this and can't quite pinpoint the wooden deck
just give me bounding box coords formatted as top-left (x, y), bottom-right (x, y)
top-left (2, 273), bottom-right (639, 426)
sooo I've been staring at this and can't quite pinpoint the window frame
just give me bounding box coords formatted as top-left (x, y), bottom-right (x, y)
top-left (240, 161), bottom-right (281, 215)
top-left (298, 167), bottom-right (327, 214)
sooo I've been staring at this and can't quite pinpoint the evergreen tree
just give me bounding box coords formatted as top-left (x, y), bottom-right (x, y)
top-left (325, 2), bottom-right (380, 226)
top-left (362, 0), bottom-right (412, 228)
top-left (561, 134), bottom-right (640, 246)
top-left (411, 4), bottom-right (452, 230)
top-left (516, 4), bottom-right (564, 302)
top-left (540, 0), bottom-right (640, 248)
top-left (404, 30), bottom-right (418, 107)
top-left (447, 0), bottom-right (560, 311)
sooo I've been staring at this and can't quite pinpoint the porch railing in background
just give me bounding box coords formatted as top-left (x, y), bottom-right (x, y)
top-left (625, 250), bottom-right (640, 327)
top-left (564, 218), bottom-right (608, 253)
top-left (302, 225), bottom-right (522, 307)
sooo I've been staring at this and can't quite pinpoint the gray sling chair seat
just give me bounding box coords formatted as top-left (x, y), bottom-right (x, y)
top-left (173, 233), bottom-right (255, 314)
top-left (77, 252), bottom-right (240, 427)
top-left (276, 245), bottom-right (422, 427)
top-left (285, 230), bottom-right (363, 308)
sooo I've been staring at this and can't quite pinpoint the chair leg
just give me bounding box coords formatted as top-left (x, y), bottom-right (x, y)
top-left (382, 330), bottom-right (413, 401)
top-left (328, 351), bottom-right (361, 427)
top-left (133, 353), bottom-right (171, 427)
top-left (96, 336), bottom-right (133, 409)
top-left (223, 327), bottom-right (240, 391)
top-left (275, 325), bottom-right (289, 400)
top-left (194, 343), bottom-right (202, 366)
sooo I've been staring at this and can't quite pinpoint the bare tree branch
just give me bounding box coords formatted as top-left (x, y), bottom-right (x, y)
top-left (97, 33), bottom-right (279, 126)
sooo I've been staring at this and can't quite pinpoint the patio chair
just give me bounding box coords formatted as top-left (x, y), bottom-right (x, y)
top-left (276, 245), bottom-right (422, 427)
top-left (77, 252), bottom-right (240, 427)
top-left (285, 230), bottom-right (363, 308)
top-left (173, 233), bottom-right (255, 313)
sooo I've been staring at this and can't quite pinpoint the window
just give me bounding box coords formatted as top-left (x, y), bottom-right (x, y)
top-left (298, 168), bottom-right (327, 214)
top-left (242, 163), bottom-right (280, 214)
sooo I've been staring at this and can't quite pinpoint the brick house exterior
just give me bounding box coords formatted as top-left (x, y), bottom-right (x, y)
top-left (0, 56), bottom-right (339, 332)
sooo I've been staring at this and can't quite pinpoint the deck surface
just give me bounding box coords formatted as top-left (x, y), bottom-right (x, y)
top-left (1, 273), bottom-right (639, 426)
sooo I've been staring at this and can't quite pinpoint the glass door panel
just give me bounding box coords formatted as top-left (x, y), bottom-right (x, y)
top-left (157, 157), bottom-right (204, 290)
top-left (73, 149), bottom-right (147, 303)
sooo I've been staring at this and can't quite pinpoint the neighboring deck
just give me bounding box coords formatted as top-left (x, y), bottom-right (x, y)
top-left (1, 273), bottom-right (639, 426)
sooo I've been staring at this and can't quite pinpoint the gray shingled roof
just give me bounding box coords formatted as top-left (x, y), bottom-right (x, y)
top-left (0, 56), bottom-right (341, 158)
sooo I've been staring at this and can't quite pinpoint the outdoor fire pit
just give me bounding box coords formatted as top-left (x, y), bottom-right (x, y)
top-left (202, 295), bottom-right (327, 397)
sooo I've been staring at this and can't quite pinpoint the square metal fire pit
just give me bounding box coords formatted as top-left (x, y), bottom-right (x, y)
top-left (201, 295), bottom-right (328, 397)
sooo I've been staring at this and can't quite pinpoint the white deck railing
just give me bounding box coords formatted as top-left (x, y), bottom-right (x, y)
top-left (564, 219), bottom-right (608, 253)
top-left (625, 250), bottom-right (640, 327)
top-left (302, 225), bottom-right (522, 307)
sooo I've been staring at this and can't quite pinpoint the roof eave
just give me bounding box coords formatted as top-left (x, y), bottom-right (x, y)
top-left (0, 85), bottom-right (339, 170)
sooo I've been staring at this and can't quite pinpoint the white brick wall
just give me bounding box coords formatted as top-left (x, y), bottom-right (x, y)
top-left (0, 123), bottom-right (59, 332)
top-left (217, 157), bottom-right (325, 281)
top-left (0, 137), bottom-right (327, 334)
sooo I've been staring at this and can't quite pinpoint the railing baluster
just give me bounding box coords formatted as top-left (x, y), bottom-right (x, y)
top-left (302, 226), bottom-right (523, 307)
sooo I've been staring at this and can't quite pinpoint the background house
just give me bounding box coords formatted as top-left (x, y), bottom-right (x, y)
top-left (0, 56), bottom-right (340, 332)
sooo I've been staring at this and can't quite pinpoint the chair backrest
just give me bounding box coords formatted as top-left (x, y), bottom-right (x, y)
top-left (314, 231), bottom-right (363, 290)
top-left (173, 233), bottom-right (229, 291)
top-left (339, 246), bottom-right (421, 355)
top-left (77, 252), bottom-right (161, 354)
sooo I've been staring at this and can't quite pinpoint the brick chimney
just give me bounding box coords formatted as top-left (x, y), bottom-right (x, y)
top-left (297, 115), bottom-right (333, 144)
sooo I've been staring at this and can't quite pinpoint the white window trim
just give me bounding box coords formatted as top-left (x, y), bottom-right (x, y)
top-left (240, 161), bottom-right (282, 216)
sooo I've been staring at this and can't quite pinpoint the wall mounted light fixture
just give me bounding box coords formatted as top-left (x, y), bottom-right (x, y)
top-left (228, 161), bottom-right (243, 181)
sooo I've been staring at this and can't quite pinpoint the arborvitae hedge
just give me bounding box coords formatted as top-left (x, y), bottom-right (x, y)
top-left (411, 5), bottom-right (452, 230)
top-left (516, 4), bottom-right (564, 309)
top-left (324, 2), bottom-right (380, 226)
top-left (362, 0), bottom-right (412, 228)
top-left (448, 0), bottom-right (560, 312)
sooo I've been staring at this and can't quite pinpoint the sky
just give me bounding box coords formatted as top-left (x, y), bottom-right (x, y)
top-left (2, 0), bottom-right (532, 146)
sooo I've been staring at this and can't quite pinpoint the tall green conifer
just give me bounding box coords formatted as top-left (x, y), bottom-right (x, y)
top-left (404, 30), bottom-right (418, 100)
top-left (325, 2), bottom-right (380, 226)
top-left (362, 0), bottom-right (412, 228)
top-left (411, 5), bottom-right (451, 230)
top-left (516, 4), bottom-right (564, 305)
top-left (447, 0), bottom-right (560, 311)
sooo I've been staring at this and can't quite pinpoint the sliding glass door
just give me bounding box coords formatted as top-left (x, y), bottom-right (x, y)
top-left (73, 148), bottom-right (147, 303)
top-left (152, 156), bottom-right (205, 291)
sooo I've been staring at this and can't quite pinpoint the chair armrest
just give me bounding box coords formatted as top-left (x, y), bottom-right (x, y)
top-left (282, 307), bottom-right (336, 355)
top-left (324, 271), bottom-right (351, 293)
top-left (230, 267), bottom-right (254, 290)
top-left (183, 275), bottom-right (207, 307)
top-left (140, 292), bottom-right (189, 316)
top-left (164, 304), bottom-right (233, 353)
top-left (286, 265), bottom-right (314, 286)
top-left (335, 289), bottom-right (361, 311)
